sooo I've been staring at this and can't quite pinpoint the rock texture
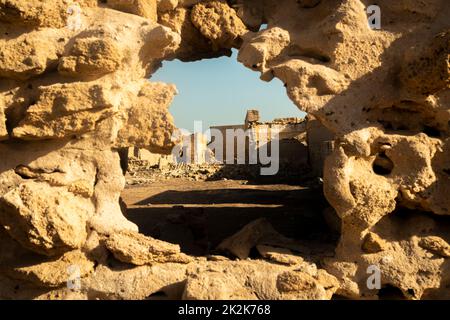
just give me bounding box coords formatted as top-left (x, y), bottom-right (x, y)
top-left (0, 0), bottom-right (183, 299)
top-left (0, 0), bottom-right (449, 300)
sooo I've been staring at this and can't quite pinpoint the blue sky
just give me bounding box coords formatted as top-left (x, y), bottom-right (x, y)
top-left (151, 49), bottom-right (305, 132)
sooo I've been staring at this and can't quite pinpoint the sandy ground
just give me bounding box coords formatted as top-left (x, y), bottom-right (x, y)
top-left (121, 178), bottom-right (338, 256)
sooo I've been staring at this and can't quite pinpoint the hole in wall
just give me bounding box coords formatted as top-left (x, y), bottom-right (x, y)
top-left (286, 45), bottom-right (331, 63)
top-left (371, 204), bottom-right (450, 243)
top-left (121, 48), bottom-right (340, 257)
top-left (407, 288), bottom-right (416, 298)
top-left (373, 152), bottom-right (394, 176)
top-left (369, 102), bottom-right (444, 137)
top-left (146, 291), bottom-right (169, 300)
top-left (423, 125), bottom-right (441, 138)
top-left (378, 285), bottom-right (406, 300)
top-left (422, 281), bottom-right (450, 300)
top-left (123, 181), bottom-right (339, 256)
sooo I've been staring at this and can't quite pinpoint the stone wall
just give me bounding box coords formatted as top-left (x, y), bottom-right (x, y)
top-left (211, 112), bottom-right (309, 168)
top-left (306, 116), bottom-right (335, 176)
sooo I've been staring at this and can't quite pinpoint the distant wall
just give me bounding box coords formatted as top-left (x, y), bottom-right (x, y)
top-left (210, 125), bottom-right (247, 164)
top-left (128, 147), bottom-right (174, 167)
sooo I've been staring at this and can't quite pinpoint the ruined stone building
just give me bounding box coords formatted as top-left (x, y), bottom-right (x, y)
top-left (211, 110), bottom-right (307, 166)
top-left (176, 132), bottom-right (210, 164)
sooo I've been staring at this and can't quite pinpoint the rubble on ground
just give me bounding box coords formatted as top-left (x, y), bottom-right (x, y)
top-left (0, 0), bottom-right (448, 300)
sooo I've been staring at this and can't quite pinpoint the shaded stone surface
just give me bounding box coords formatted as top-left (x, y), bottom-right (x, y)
top-left (0, 0), bottom-right (449, 300)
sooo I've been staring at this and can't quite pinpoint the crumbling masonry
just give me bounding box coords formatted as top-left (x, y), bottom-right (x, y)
top-left (0, 0), bottom-right (449, 299)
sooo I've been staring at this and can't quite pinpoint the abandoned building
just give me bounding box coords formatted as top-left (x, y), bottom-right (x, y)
top-left (1, 0), bottom-right (448, 302)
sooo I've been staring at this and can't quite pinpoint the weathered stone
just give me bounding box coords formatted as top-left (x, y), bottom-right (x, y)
top-left (0, 182), bottom-right (93, 256)
top-left (105, 230), bottom-right (192, 266)
top-left (81, 262), bottom-right (188, 299)
top-left (159, 7), bottom-right (230, 61)
top-left (116, 82), bottom-right (177, 154)
top-left (0, 0), bottom-right (71, 27)
top-left (0, 102), bottom-right (7, 140)
top-left (106, 0), bottom-right (158, 21)
top-left (400, 30), bottom-right (450, 96)
top-left (0, 30), bottom-right (62, 80)
top-left (158, 0), bottom-right (178, 13)
top-left (0, 0), bottom-right (449, 301)
top-left (256, 245), bottom-right (305, 266)
top-left (12, 82), bottom-right (114, 140)
top-left (6, 250), bottom-right (95, 288)
top-left (238, 27), bottom-right (290, 81)
top-left (183, 260), bottom-right (338, 300)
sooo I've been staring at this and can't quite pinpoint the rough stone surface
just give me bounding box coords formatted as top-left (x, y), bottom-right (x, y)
top-left (12, 82), bottom-right (115, 140)
top-left (256, 245), bottom-right (306, 266)
top-left (0, 182), bottom-right (92, 256)
top-left (0, 102), bottom-right (7, 140)
top-left (106, 0), bottom-right (158, 21)
top-left (182, 260), bottom-right (339, 300)
top-left (0, 0), bottom-right (449, 300)
top-left (116, 81), bottom-right (177, 153)
top-left (159, 6), bottom-right (231, 61)
top-left (0, 0), bottom-right (93, 28)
